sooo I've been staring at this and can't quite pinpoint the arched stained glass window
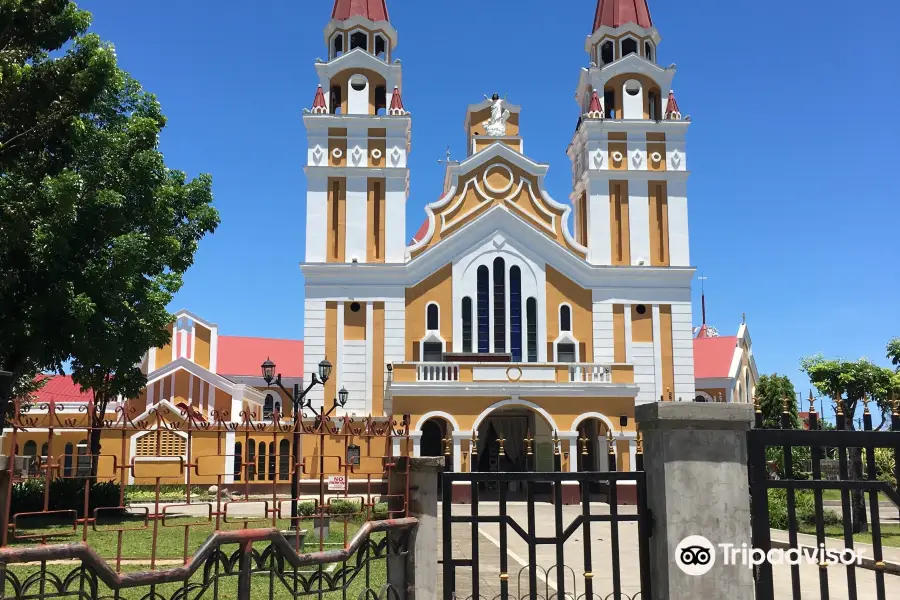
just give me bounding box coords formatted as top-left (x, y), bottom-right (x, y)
top-left (462, 297), bottom-right (473, 353)
top-left (526, 298), bottom-right (538, 363)
top-left (510, 267), bottom-right (522, 362)
top-left (493, 258), bottom-right (506, 354)
top-left (477, 266), bottom-right (490, 353)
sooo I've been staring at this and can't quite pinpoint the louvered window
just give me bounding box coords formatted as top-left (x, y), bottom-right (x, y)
top-left (136, 431), bottom-right (186, 457)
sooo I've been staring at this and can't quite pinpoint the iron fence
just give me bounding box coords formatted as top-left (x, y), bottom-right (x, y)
top-left (749, 399), bottom-right (900, 600)
top-left (0, 399), bottom-right (414, 599)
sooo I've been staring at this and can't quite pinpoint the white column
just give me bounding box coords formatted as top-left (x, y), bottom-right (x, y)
top-left (624, 304), bottom-right (633, 363)
top-left (224, 430), bottom-right (236, 484)
top-left (384, 175), bottom-right (407, 263)
top-left (411, 432), bottom-right (422, 458)
top-left (560, 433), bottom-right (579, 473)
top-left (452, 434), bottom-right (463, 472)
top-left (592, 301), bottom-right (615, 363)
top-left (146, 383), bottom-right (154, 409)
top-left (667, 178), bottom-right (690, 267)
top-left (652, 304), bottom-right (663, 401)
top-left (230, 395), bottom-right (242, 423)
top-left (365, 302), bottom-right (374, 415)
top-left (344, 176), bottom-right (368, 263)
top-left (587, 181), bottom-right (612, 265)
top-left (629, 181), bottom-right (650, 266)
top-left (305, 173), bottom-right (329, 263)
top-left (629, 439), bottom-right (637, 472)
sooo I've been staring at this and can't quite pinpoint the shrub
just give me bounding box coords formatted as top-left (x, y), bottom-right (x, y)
top-left (329, 499), bottom-right (362, 516)
top-left (297, 501), bottom-right (317, 517)
top-left (766, 489), bottom-right (843, 529)
top-left (10, 479), bottom-right (126, 517)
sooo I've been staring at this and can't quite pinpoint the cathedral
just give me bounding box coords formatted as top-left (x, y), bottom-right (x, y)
top-left (5, 0), bottom-right (759, 505)
top-left (301, 0), bottom-right (708, 503)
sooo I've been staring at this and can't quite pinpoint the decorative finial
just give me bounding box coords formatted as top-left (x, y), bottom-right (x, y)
top-left (470, 430), bottom-right (479, 457)
top-left (442, 434), bottom-right (452, 457)
top-left (578, 431), bottom-right (590, 456)
top-left (782, 396), bottom-right (790, 414)
top-left (497, 433), bottom-right (507, 457)
top-left (862, 395), bottom-right (871, 415)
top-left (742, 312), bottom-right (747, 325)
top-left (753, 394), bottom-right (761, 413)
top-left (552, 431), bottom-right (561, 456)
top-left (808, 391), bottom-right (816, 413)
top-left (524, 429), bottom-right (534, 456)
top-left (892, 394), bottom-right (899, 417)
top-left (834, 397), bottom-right (844, 417)
top-left (606, 429), bottom-right (616, 455)
top-left (636, 431), bottom-right (644, 454)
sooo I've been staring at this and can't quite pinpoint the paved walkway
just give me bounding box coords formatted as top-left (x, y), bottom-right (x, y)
top-left (438, 502), bottom-right (900, 600)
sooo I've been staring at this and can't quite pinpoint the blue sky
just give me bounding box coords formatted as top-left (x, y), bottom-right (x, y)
top-left (80, 0), bottom-right (899, 419)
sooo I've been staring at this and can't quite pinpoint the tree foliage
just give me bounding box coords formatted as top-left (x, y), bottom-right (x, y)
top-left (888, 338), bottom-right (900, 372)
top-left (755, 373), bottom-right (800, 429)
top-left (0, 1), bottom-right (220, 444)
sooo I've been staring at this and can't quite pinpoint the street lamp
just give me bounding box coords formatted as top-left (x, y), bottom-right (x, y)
top-left (260, 357), bottom-right (345, 525)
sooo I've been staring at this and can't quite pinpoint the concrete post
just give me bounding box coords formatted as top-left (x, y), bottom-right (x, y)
top-left (388, 456), bottom-right (443, 600)
top-left (635, 402), bottom-right (754, 600)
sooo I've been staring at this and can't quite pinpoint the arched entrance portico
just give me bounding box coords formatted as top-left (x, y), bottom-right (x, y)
top-left (471, 399), bottom-right (560, 475)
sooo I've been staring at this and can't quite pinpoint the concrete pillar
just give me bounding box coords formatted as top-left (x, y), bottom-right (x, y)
top-left (388, 456), bottom-right (443, 600)
top-left (635, 402), bottom-right (754, 600)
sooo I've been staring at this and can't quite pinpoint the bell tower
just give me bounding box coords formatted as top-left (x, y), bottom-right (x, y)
top-left (568, 0), bottom-right (696, 404)
top-left (304, 0), bottom-right (410, 266)
top-left (301, 0), bottom-right (410, 416)
top-left (568, 0), bottom-right (689, 269)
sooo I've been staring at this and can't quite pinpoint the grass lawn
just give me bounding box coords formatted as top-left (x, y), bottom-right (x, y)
top-left (8, 515), bottom-right (367, 560)
top-left (798, 523), bottom-right (900, 548)
top-left (4, 559), bottom-right (389, 599)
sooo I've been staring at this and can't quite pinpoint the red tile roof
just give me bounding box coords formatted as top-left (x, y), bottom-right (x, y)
top-left (33, 375), bottom-right (93, 403)
top-left (411, 218), bottom-right (429, 244)
top-left (312, 85), bottom-right (327, 110)
top-left (693, 336), bottom-right (738, 380)
top-left (217, 336), bottom-right (304, 378)
top-left (332, 0), bottom-right (389, 22)
top-left (594, 0), bottom-right (653, 31)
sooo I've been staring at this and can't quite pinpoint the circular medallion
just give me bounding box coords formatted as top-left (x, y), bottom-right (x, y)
top-left (506, 366), bottom-right (523, 382)
top-left (331, 148), bottom-right (344, 159)
top-left (483, 163), bottom-right (514, 195)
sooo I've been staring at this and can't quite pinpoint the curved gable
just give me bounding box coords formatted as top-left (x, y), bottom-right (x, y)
top-left (409, 144), bottom-right (586, 260)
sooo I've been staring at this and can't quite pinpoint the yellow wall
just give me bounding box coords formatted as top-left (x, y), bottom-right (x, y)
top-left (631, 305), bottom-right (653, 343)
top-left (545, 266), bottom-right (593, 362)
top-left (659, 306), bottom-right (674, 400)
top-left (405, 264), bottom-right (453, 360)
top-left (194, 324), bottom-right (212, 370)
top-left (610, 181), bottom-right (630, 265)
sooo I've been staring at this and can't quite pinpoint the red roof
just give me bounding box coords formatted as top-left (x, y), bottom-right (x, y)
top-left (33, 375), bottom-right (94, 403)
top-left (411, 218), bottom-right (429, 244)
top-left (588, 91), bottom-right (603, 114)
top-left (693, 336), bottom-right (738, 380)
top-left (217, 336), bottom-right (304, 378)
top-left (665, 90), bottom-right (681, 116)
top-left (332, 0), bottom-right (389, 22)
top-left (594, 0), bottom-right (653, 30)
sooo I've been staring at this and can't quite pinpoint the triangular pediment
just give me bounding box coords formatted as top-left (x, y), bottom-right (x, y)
top-left (409, 143), bottom-right (586, 260)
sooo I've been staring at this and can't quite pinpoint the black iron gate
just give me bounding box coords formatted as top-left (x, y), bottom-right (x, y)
top-left (749, 400), bottom-right (900, 600)
top-left (441, 471), bottom-right (652, 600)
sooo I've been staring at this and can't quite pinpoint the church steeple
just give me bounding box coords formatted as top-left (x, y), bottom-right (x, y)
top-left (593, 0), bottom-right (653, 31)
top-left (332, 0), bottom-right (390, 23)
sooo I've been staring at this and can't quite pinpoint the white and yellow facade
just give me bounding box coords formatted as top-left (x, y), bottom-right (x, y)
top-left (300, 0), bottom-right (697, 500)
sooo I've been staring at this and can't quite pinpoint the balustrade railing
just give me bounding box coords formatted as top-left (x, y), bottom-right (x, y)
top-left (416, 363), bottom-right (461, 382)
top-left (568, 363), bottom-right (613, 383)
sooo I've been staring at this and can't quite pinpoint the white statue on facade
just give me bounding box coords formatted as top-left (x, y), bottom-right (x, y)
top-left (482, 94), bottom-right (511, 137)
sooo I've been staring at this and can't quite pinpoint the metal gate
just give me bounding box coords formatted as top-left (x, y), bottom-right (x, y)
top-left (441, 470), bottom-right (652, 600)
top-left (749, 400), bottom-right (900, 600)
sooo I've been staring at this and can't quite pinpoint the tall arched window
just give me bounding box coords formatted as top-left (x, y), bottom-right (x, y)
top-left (247, 442), bottom-right (256, 481)
top-left (40, 443), bottom-right (48, 460)
top-left (234, 442), bottom-right (243, 481)
top-left (477, 266), bottom-right (490, 353)
top-left (23, 441), bottom-right (37, 458)
top-left (426, 303), bottom-right (439, 331)
top-left (63, 443), bottom-right (74, 477)
top-left (526, 298), bottom-right (538, 363)
top-left (279, 439), bottom-right (290, 481)
top-left (644, 42), bottom-right (654, 61)
top-left (257, 442), bottom-right (266, 481)
top-left (264, 394), bottom-right (275, 419)
top-left (493, 258), bottom-right (506, 354)
top-left (268, 442), bottom-right (276, 481)
top-left (622, 37), bottom-right (638, 57)
top-left (462, 297), bottom-right (473, 353)
top-left (510, 267), bottom-right (522, 362)
top-left (375, 35), bottom-right (387, 59)
top-left (560, 305), bottom-right (572, 333)
top-left (332, 34), bottom-right (343, 59)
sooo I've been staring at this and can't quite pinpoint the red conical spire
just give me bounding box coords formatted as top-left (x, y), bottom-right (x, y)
top-left (585, 91), bottom-right (603, 120)
top-left (665, 90), bottom-right (682, 120)
top-left (311, 85), bottom-right (328, 114)
top-left (332, 0), bottom-right (390, 22)
top-left (388, 86), bottom-right (407, 116)
top-left (593, 0), bottom-right (653, 31)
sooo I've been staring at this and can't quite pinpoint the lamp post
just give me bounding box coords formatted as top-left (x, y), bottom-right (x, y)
top-left (261, 357), bottom-right (344, 524)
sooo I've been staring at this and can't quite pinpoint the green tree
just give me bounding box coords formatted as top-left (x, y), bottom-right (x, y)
top-left (888, 338), bottom-right (900, 367)
top-left (0, 1), bottom-right (220, 458)
top-left (800, 356), bottom-right (894, 533)
top-left (755, 374), bottom-right (800, 429)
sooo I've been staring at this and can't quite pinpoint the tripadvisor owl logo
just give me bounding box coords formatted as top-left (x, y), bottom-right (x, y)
top-left (675, 535), bottom-right (716, 576)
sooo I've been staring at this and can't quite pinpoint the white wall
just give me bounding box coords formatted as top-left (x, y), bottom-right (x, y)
top-left (629, 183), bottom-right (650, 266)
top-left (667, 179), bottom-right (690, 266)
top-left (592, 302), bottom-right (615, 363)
top-left (305, 174), bottom-right (329, 263)
top-left (384, 176), bottom-right (407, 262)
top-left (671, 302), bottom-right (696, 401)
top-left (587, 184), bottom-right (612, 265)
top-left (344, 176), bottom-right (368, 263)
top-left (303, 300), bottom-right (327, 408)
